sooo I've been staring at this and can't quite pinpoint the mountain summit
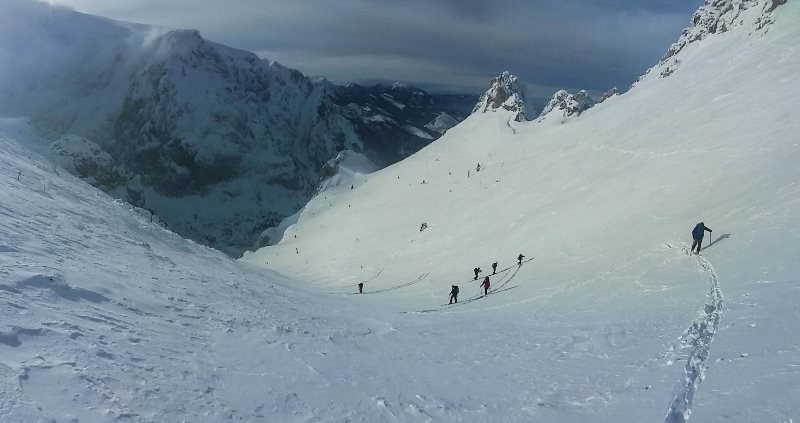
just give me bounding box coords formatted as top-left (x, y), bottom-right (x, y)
top-left (642, 0), bottom-right (787, 80)
top-left (472, 72), bottom-right (531, 122)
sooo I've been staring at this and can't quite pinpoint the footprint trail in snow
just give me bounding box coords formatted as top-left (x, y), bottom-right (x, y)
top-left (664, 243), bottom-right (724, 423)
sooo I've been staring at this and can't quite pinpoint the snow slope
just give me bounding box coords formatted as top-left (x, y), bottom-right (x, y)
top-left (245, 1), bottom-right (800, 421)
top-left (3, 120), bottom-right (554, 422)
top-left (1, 0), bottom-right (799, 422)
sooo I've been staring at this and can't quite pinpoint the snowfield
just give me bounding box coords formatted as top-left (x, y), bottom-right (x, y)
top-left (2, 1), bottom-right (800, 422)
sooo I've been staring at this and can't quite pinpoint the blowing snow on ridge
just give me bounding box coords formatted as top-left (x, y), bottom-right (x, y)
top-left (2, 0), bottom-right (800, 422)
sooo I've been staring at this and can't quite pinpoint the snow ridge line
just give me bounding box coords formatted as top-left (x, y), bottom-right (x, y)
top-left (664, 243), bottom-right (724, 423)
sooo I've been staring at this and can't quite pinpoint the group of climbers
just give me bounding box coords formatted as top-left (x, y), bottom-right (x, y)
top-left (450, 253), bottom-right (526, 303)
top-left (356, 223), bottom-right (714, 301)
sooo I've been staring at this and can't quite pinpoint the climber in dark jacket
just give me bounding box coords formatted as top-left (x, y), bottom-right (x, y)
top-left (690, 222), bottom-right (713, 254)
top-left (449, 285), bottom-right (459, 304)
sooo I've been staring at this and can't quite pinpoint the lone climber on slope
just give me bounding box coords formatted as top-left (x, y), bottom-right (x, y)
top-left (690, 222), bottom-right (713, 254)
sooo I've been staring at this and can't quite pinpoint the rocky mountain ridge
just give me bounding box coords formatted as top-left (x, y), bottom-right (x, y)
top-left (538, 90), bottom-right (595, 120)
top-left (641, 0), bottom-right (787, 79)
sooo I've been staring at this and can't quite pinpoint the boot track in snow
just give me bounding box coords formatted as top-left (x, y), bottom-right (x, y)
top-left (405, 258), bottom-right (531, 314)
top-left (461, 257), bottom-right (534, 284)
top-left (664, 243), bottom-right (724, 423)
top-left (362, 272), bottom-right (430, 294)
top-left (335, 272), bottom-right (430, 295)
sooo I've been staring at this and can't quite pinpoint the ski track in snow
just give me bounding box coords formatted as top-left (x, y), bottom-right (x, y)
top-left (664, 243), bottom-right (724, 423)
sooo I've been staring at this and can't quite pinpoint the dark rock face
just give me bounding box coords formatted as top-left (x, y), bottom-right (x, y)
top-left (326, 82), bottom-right (476, 166)
top-left (598, 87), bottom-right (619, 103)
top-left (472, 72), bottom-right (531, 122)
top-left (50, 136), bottom-right (123, 188)
top-left (102, 30), bottom-right (358, 199)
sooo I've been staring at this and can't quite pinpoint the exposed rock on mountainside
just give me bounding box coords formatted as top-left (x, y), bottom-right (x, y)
top-left (538, 89), bottom-right (594, 120)
top-left (50, 135), bottom-right (121, 187)
top-left (597, 87), bottom-right (619, 103)
top-left (472, 72), bottom-right (531, 122)
top-left (643, 0), bottom-right (787, 79)
top-left (326, 82), bottom-right (475, 165)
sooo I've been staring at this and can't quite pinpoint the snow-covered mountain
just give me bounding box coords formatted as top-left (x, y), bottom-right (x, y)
top-left (244, 0), bottom-right (800, 420)
top-left (640, 0), bottom-right (786, 80)
top-left (2, 0), bottom-right (799, 421)
top-left (326, 82), bottom-right (476, 164)
top-left (0, 0), bottom-right (471, 256)
top-left (472, 71), bottom-right (532, 122)
top-left (537, 89), bottom-right (595, 121)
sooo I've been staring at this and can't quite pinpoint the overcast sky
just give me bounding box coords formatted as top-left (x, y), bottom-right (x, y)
top-left (47, 0), bottom-right (700, 97)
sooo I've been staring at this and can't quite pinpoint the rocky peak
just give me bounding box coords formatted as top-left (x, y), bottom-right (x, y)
top-left (644, 0), bottom-right (786, 79)
top-left (598, 87), bottom-right (618, 103)
top-left (538, 89), bottom-right (594, 119)
top-left (472, 71), bottom-right (531, 122)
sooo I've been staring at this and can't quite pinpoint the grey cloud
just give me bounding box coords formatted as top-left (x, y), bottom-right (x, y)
top-left (49, 0), bottom-right (701, 96)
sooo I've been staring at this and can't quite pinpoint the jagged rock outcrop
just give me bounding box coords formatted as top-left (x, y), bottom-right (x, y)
top-left (597, 87), bottom-right (619, 103)
top-left (538, 90), bottom-right (594, 120)
top-left (50, 135), bottom-right (122, 187)
top-left (472, 72), bottom-right (531, 122)
top-left (641, 0), bottom-right (787, 80)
